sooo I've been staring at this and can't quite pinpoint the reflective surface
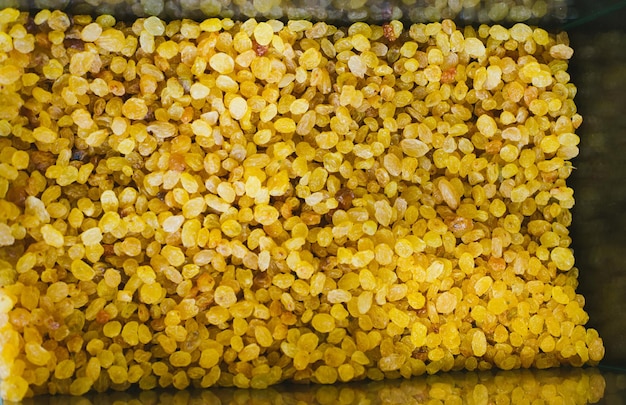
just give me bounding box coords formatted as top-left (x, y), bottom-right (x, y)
top-left (17, 367), bottom-right (611, 405)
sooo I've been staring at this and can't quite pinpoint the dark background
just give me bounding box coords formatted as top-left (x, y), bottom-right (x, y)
top-left (568, 0), bottom-right (626, 369)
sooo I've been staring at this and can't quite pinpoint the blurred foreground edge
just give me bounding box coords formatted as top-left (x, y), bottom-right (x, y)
top-left (0, 0), bottom-right (570, 25)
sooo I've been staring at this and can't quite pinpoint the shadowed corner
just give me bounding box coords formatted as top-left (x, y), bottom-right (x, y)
top-left (562, 0), bottom-right (626, 30)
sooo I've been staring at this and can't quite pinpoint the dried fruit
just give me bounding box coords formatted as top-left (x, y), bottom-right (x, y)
top-left (0, 12), bottom-right (601, 401)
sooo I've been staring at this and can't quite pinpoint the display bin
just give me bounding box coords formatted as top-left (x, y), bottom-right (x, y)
top-left (1, 0), bottom-right (626, 403)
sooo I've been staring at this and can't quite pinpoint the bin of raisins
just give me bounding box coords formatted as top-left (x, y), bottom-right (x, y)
top-left (0, 0), bottom-right (624, 403)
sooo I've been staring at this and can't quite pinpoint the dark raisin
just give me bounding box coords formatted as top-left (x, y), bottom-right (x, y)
top-left (335, 187), bottom-right (355, 210)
